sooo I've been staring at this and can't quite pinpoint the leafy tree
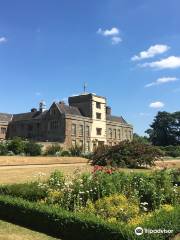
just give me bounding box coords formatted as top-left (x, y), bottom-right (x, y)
top-left (91, 141), bottom-right (163, 168)
top-left (133, 133), bottom-right (150, 144)
top-left (146, 111), bottom-right (180, 146)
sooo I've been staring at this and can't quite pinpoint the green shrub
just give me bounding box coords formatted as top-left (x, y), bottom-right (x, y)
top-left (7, 137), bottom-right (25, 155)
top-left (92, 141), bottom-right (164, 168)
top-left (0, 182), bottom-right (47, 201)
top-left (69, 145), bottom-right (83, 156)
top-left (81, 194), bottom-right (139, 223)
top-left (1, 170), bottom-right (179, 213)
top-left (44, 170), bottom-right (180, 211)
top-left (60, 150), bottom-right (71, 156)
top-left (0, 142), bottom-right (8, 155)
top-left (45, 144), bottom-right (63, 156)
top-left (170, 168), bottom-right (180, 183)
top-left (0, 195), bottom-right (179, 240)
top-left (128, 204), bottom-right (180, 240)
top-left (24, 141), bottom-right (42, 156)
top-left (48, 170), bottom-right (65, 189)
top-left (160, 145), bottom-right (180, 158)
top-left (0, 195), bottom-right (124, 240)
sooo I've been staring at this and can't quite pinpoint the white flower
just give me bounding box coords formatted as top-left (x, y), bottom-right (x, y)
top-left (143, 207), bottom-right (148, 211)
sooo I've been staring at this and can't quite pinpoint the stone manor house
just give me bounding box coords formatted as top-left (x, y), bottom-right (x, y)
top-left (0, 93), bottom-right (133, 152)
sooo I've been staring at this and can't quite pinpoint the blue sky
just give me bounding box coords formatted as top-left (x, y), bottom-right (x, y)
top-left (0, 0), bottom-right (180, 135)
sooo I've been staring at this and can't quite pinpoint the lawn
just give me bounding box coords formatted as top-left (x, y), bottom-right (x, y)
top-left (0, 156), bottom-right (179, 184)
top-left (0, 156), bottom-right (88, 166)
top-left (0, 220), bottom-right (58, 240)
top-left (0, 163), bottom-right (92, 184)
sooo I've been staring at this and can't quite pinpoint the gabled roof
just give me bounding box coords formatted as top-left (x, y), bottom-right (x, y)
top-left (56, 103), bottom-right (82, 116)
top-left (106, 115), bottom-right (127, 124)
top-left (12, 111), bottom-right (48, 122)
top-left (0, 113), bottom-right (12, 122)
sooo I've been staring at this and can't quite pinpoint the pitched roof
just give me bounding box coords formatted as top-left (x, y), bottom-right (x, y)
top-left (0, 113), bottom-right (12, 122)
top-left (12, 111), bottom-right (47, 121)
top-left (56, 103), bottom-right (82, 116)
top-left (106, 115), bottom-right (127, 124)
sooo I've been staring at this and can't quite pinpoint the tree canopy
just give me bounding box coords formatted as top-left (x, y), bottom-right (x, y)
top-left (146, 111), bottom-right (180, 146)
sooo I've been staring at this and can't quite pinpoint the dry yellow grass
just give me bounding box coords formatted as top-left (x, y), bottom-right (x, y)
top-left (0, 156), bottom-right (179, 184)
top-left (155, 159), bottom-right (180, 169)
top-left (0, 156), bottom-right (88, 166)
top-left (0, 163), bottom-right (92, 184)
top-left (0, 220), bottom-right (58, 240)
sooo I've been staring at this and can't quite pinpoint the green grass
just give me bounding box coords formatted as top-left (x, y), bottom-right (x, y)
top-left (0, 220), bottom-right (59, 240)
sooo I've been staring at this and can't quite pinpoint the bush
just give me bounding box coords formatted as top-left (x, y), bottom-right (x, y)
top-left (1, 170), bottom-right (179, 213)
top-left (0, 142), bottom-right (8, 155)
top-left (81, 194), bottom-right (139, 223)
top-left (42, 169), bottom-right (180, 211)
top-left (160, 145), bottom-right (180, 158)
top-left (24, 141), bottom-right (42, 156)
top-left (60, 150), bottom-right (71, 156)
top-left (0, 195), bottom-right (179, 240)
top-left (7, 137), bottom-right (25, 155)
top-left (45, 144), bottom-right (63, 156)
top-left (91, 141), bottom-right (164, 168)
top-left (69, 145), bottom-right (83, 156)
top-left (127, 204), bottom-right (180, 240)
top-left (0, 195), bottom-right (124, 240)
top-left (0, 182), bottom-right (47, 201)
top-left (48, 170), bottom-right (65, 189)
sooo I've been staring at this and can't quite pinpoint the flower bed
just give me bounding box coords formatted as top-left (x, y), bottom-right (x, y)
top-left (0, 168), bottom-right (179, 239)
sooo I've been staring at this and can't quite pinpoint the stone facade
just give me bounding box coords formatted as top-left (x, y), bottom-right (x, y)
top-left (0, 113), bottom-right (12, 140)
top-left (0, 93), bottom-right (133, 151)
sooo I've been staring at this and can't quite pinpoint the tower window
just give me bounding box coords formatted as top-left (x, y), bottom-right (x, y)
top-left (96, 128), bottom-right (102, 135)
top-left (96, 112), bottom-right (101, 119)
top-left (96, 102), bottom-right (101, 109)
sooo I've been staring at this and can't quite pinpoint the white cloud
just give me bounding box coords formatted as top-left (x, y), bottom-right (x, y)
top-left (0, 37), bottom-right (7, 44)
top-left (149, 101), bottom-right (164, 108)
top-left (141, 56), bottom-right (180, 69)
top-left (145, 77), bottom-right (178, 87)
top-left (97, 27), bottom-right (119, 36)
top-left (131, 44), bottom-right (170, 61)
top-left (97, 27), bottom-right (122, 45)
top-left (111, 36), bottom-right (122, 45)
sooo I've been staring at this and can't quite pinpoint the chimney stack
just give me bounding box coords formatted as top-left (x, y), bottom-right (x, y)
top-left (39, 100), bottom-right (46, 112)
top-left (106, 106), bottom-right (111, 116)
top-left (31, 108), bottom-right (37, 113)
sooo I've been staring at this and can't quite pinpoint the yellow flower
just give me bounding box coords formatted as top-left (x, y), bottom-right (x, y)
top-left (108, 217), bottom-right (117, 223)
top-left (161, 204), bottom-right (174, 212)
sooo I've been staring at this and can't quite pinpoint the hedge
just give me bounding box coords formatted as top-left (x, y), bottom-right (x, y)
top-left (0, 182), bottom-right (47, 201)
top-left (0, 195), bottom-right (125, 240)
top-left (0, 195), bottom-right (179, 240)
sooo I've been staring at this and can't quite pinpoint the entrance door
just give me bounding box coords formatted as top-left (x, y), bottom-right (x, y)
top-left (98, 141), bottom-right (104, 147)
